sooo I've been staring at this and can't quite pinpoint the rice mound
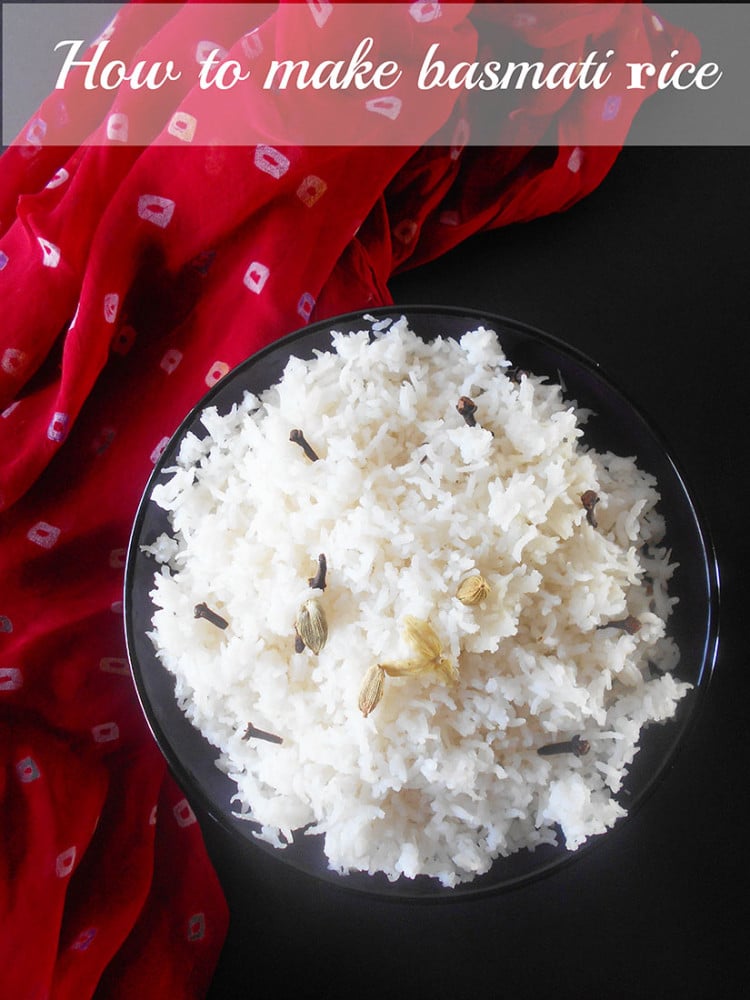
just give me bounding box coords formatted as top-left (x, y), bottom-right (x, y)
top-left (146, 318), bottom-right (690, 887)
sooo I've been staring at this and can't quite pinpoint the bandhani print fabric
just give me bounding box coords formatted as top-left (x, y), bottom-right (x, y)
top-left (0, 2), bottom-right (698, 997)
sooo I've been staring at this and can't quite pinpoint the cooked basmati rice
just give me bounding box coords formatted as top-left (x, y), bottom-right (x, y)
top-left (146, 318), bottom-right (689, 887)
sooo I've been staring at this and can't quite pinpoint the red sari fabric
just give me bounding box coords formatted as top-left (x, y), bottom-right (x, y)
top-left (0, 3), bottom-right (697, 997)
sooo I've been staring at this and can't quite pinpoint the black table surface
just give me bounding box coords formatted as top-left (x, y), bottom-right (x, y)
top-left (199, 143), bottom-right (749, 1000)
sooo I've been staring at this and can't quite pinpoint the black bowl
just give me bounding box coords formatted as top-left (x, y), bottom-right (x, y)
top-left (124, 305), bottom-right (719, 899)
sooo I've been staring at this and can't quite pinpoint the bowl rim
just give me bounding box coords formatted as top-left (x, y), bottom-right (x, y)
top-left (124, 303), bottom-right (720, 900)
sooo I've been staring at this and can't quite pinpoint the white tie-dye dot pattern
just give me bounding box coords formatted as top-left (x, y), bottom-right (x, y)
top-left (173, 799), bottom-right (197, 827)
top-left (187, 913), bottom-right (206, 941)
top-left (47, 411), bottom-right (69, 443)
top-left (55, 846), bottom-right (77, 878)
top-left (46, 168), bottom-right (69, 190)
top-left (243, 261), bottom-right (270, 293)
top-left (254, 145), bottom-right (290, 179)
top-left (0, 667), bottom-right (23, 691)
top-left (150, 437), bottom-right (171, 464)
top-left (168, 113), bottom-right (197, 143)
top-left (241, 30), bottom-right (263, 59)
top-left (91, 722), bottom-right (120, 743)
top-left (16, 756), bottom-right (41, 782)
top-left (568, 147), bottom-right (584, 173)
top-left (196, 40), bottom-right (227, 64)
top-left (38, 238), bottom-right (61, 268)
top-left (451, 117), bottom-right (470, 159)
top-left (95, 12), bottom-right (118, 44)
top-left (297, 292), bottom-right (316, 321)
top-left (602, 96), bottom-right (621, 121)
top-left (297, 175), bottom-right (327, 207)
top-left (106, 113), bottom-right (129, 143)
top-left (103, 294), bottom-right (119, 324)
top-left (26, 118), bottom-right (47, 147)
top-left (1, 348), bottom-right (27, 375)
top-left (109, 548), bottom-right (126, 569)
top-left (410, 2), bottom-right (442, 24)
top-left (394, 219), bottom-right (418, 243)
top-left (70, 928), bottom-right (98, 952)
top-left (99, 657), bottom-right (129, 676)
top-left (308, 1), bottom-right (333, 28)
top-left (160, 349), bottom-right (183, 374)
top-left (439, 210), bottom-right (460, 226)
top-left (205, 361), bottom-right (229, 387)
top-left (137, 195), bottom-right (175, 228)
top-left (365, 96), bottom-right (402, 120)
top-left (27, 522), bottom-right (61, 548)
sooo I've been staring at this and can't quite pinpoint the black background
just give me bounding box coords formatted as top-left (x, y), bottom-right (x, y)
top-left (202, 142), bottom-right (749, 1000)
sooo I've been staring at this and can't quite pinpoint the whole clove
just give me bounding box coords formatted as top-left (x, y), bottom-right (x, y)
top-left (289, 428), bottom-right (320, 462)
top-left (456, 396), bottom-right (478, 427)
top-left (581, 490), bottom-right (600, 528)
top-left (243, 722), bottom-right (283, 745)
top-left (193, 602), bottom-right (228, 630)
top-left (308, 553), bottom-right (327, 591)
top-left (538, 734), bottom-right (590, 758)
top-left (596, 614), bottom-right (642, 635)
